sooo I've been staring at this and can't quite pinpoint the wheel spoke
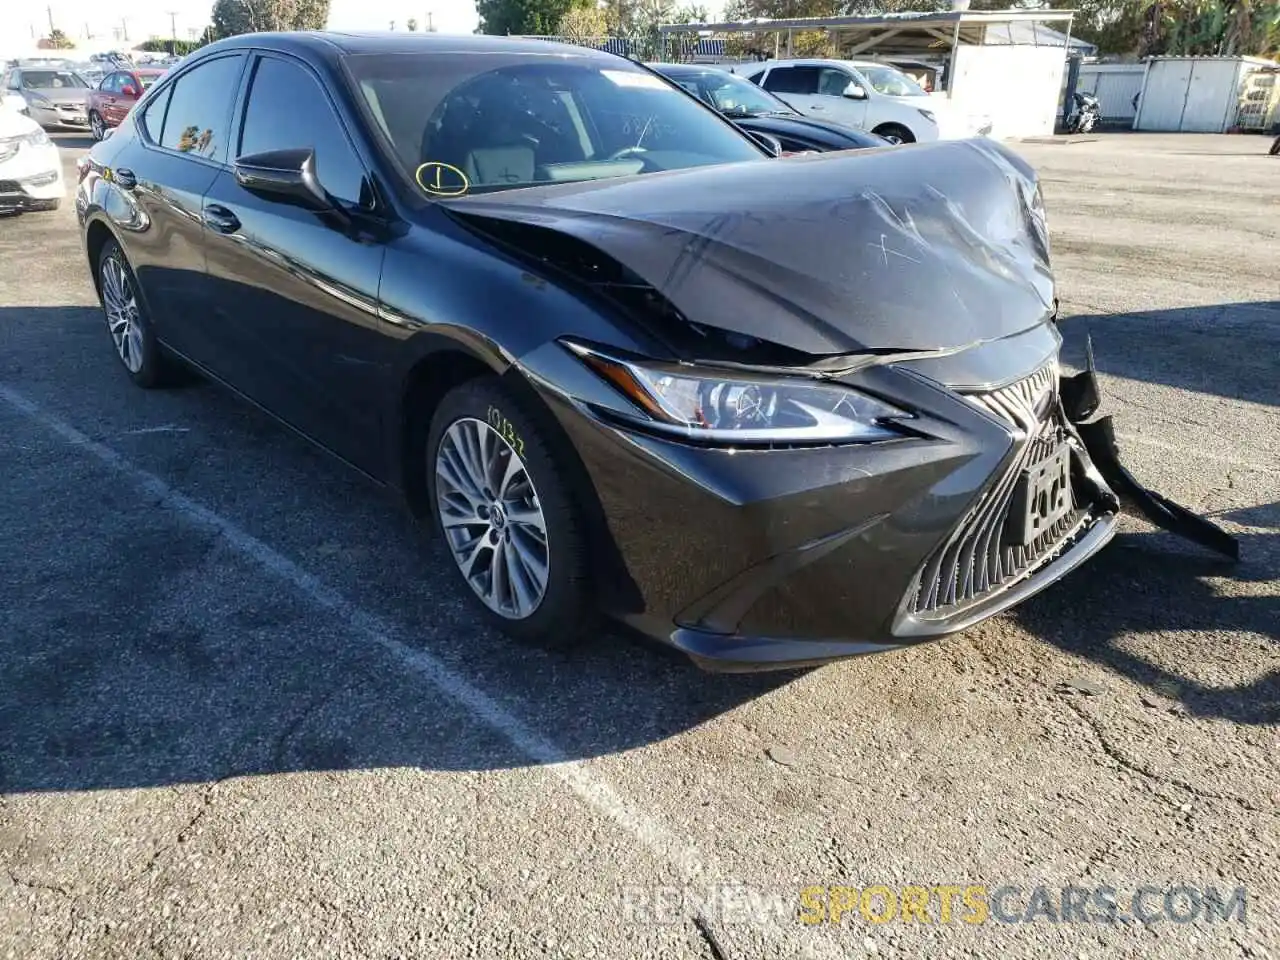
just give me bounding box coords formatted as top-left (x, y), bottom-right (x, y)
top-left (496, 449), bottom-right (525, 502)
top-left (504, 540), bottom-right (535, 616)
top-left (436, 443), bottom-right (482, 507)
top-left (488, 537), bottom-right (510, 612)
top-left (506, 504), bottom-right (545, 537)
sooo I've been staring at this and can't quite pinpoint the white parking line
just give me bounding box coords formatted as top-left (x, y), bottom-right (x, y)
top-left (0, 382), bottom-right (840, 960)
top-left (1116, 431), bottom-right (1280, 476)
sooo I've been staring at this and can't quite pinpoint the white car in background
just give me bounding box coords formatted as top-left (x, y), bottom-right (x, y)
top-left (0, 101), bottom-right (65, 213)
top-left (736, 58), bottom-right (991, 144)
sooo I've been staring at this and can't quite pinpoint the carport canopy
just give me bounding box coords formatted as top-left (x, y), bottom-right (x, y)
top-left (657, 9), bottom-right (1078, 68)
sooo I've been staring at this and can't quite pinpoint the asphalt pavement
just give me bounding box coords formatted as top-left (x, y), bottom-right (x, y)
top-left (1, 131), bottom-right (1277, 960)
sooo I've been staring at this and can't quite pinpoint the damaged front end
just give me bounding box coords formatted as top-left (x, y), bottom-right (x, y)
top-left (432, 138), bottom-right (1236, 665)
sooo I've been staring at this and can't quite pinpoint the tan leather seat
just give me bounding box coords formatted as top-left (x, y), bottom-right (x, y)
top-left (463, 146), bottom-right (536, 187)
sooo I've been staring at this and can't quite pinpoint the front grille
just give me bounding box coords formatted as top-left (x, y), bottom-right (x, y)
top-left (909, 362), bottom-right (1089, 617)
top-left (0, 180), bottom-right (21, 196)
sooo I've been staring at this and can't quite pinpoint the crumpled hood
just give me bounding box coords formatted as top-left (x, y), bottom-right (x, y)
top-left (443, 138), bottom-right (1053, 358)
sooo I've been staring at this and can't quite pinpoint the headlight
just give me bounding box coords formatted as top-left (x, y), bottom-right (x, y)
top-left (917, 108), bottom-right (936, 124)
top-left (567, 343), bottom-right (911, 444)
top-left (19, 129), bottom-right (51, 148)
top-left (28, 94), bottom-right (52, 107)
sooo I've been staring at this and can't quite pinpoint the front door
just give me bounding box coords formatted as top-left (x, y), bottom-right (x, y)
top-left (199, 52), bottom-right (388, 474)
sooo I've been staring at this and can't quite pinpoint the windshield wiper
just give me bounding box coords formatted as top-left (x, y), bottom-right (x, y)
top-left (720, 107), bottom-right (766, 119)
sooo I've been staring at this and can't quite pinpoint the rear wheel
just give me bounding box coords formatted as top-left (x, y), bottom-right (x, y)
top-left (89, 110), bottom-right (105, 141)
top-left (873, 123), bottom-right (914, 145)
top-left (96, 239), bottom-right (178, 388)
top-left (425, 378), bottom-right (595, 647)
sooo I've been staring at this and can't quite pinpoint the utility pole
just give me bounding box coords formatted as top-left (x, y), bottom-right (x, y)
top-left (121, 17), bottom-right (130, 41)
top-left (47, 5), bottom-right (55, 35)
top-left (427, 11), bottom-right (434, 32)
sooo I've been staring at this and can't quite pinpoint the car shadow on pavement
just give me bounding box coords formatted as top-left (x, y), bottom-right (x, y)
top-left (1013, 523), bottom-right (1278, 726)
top-left (0, 304), bottom-right (804, 795)
top-left (1058, 300), bottom-right (1280, 408)
top-left (50, 133), bottom-right (96, 151)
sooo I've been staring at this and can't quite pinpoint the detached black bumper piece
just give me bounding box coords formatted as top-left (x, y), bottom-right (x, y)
top-left (1063, 338), bottom-right (1239, 561)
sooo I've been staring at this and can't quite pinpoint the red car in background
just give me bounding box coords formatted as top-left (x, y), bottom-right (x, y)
top-left (87, 68), bottom-right (165, 141)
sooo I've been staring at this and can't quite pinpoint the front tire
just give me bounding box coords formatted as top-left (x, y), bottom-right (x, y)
top-left (96, 239), bottom-right (177, 388)
top-left (425, 378), bottom-right (595, 648)
top-left (873, 123), bottom-right (914, 145)
top-left (89, 110), bottom-right (105, 142)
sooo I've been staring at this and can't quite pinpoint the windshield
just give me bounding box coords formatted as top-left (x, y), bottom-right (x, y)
top-left (345, 53), bottom-right (764, 196)
top-left (857, 65), bottom-right (928, 98)
top-left (22, 70), bottom-right (89, 90)
top-left (669, 70), bottom-right (795, 118)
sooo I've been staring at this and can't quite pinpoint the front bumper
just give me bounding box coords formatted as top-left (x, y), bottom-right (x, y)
top-left (31, 103), bottom-right (89, 129)
top-left (0, 142), bottom-right (65, 212)
top-left (538, 346), bottom-right (1125, 672)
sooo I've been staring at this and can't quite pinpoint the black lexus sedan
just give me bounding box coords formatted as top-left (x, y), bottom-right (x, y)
top-left (647, 62), bottom-right (890, 153)
top-left (76, 32), bottom-right (1123, 671)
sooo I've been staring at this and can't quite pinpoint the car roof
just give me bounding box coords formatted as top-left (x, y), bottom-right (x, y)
top-left (760, 58), bottom-right (888, 69)
top-left (199, 30), bottom-right (628, 65)
top-left (647, 62), bottom-right (731, 75)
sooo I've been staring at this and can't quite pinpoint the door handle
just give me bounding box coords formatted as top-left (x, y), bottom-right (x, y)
top-left (202, 204), bottom-right (240, 234)
top-left (810, 104), bottom-right (825, 110)
top-left (112, 166), bottom-right (136, 190)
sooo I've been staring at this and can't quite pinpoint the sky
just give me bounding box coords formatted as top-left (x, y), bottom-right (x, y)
top-left (11, 0), bottom-right (486, 50)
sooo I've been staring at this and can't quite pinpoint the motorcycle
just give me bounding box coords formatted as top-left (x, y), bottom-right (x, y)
top-left (1067, 91), bottom-right (1101, 134)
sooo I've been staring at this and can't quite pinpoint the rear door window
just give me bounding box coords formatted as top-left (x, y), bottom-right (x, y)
top-left (763, 67), bottom-right (821, 95)
top-left (139, 83), bottom-right (172, 141)
top-left (157, 54), bottom-right (245, 163)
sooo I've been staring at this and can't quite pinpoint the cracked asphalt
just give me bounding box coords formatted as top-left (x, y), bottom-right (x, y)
top-left (1, 132), bottom-right (1277, 960)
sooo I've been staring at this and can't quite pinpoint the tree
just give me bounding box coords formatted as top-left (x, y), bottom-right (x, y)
top-left (211, 0), bottom-right (331, 38)
top-left (407, 17), bottom-right (419, 30)
top-left (43, 29), bottom-right (76, 49)
top-left (477, 0), bottom-right (593, 34)
top-left (558, 4), bottom-right (609, 38)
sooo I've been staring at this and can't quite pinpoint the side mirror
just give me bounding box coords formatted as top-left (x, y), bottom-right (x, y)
top-left (747, 130), bottom-right (783, 157)
top-left (843, 81), bottom-right (868, 100)
top-left (234, 147), bottom-right (331, 211)
top-left (121, 84), bottom-right (138, 97)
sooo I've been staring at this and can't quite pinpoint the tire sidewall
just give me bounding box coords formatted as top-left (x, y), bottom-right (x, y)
top-left (97, 239), bottom-right (164, 388)
top-left (424, 377), bottom-right (591, 645)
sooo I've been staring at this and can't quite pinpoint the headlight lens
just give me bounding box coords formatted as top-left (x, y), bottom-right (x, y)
top-left (20, 129), bottom-right (51, 148)
top-left (29, 94), bottom-right (52, 107)
top-left (568, 344), bottom-right (911, 444)
top-left (917, 108), bottom-right (936, 124)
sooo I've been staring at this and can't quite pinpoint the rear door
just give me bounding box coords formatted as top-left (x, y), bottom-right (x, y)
top-left (199, 51), bottom-right (387, 472)
top-left (118, 53), bottom-right (248, 364)
top-left (101, 72), bottom-right (127, 125)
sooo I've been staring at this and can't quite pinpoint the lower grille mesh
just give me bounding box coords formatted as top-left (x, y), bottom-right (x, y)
top-left (911, 363), bottom-right (1087, 617)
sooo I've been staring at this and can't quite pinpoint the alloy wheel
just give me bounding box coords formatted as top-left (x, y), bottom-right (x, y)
top-left (100, 253), bottom-right (144, 373)
top-left (435, 416), bottom-right (550, 620)
top-left (90, 112), bottom-right (104, 141)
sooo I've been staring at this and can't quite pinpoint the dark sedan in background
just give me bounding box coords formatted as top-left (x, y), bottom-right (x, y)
top-left (76, 32), bottom-right (1182, 671)
top-left (648, 62), bottom-right (890, 153)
